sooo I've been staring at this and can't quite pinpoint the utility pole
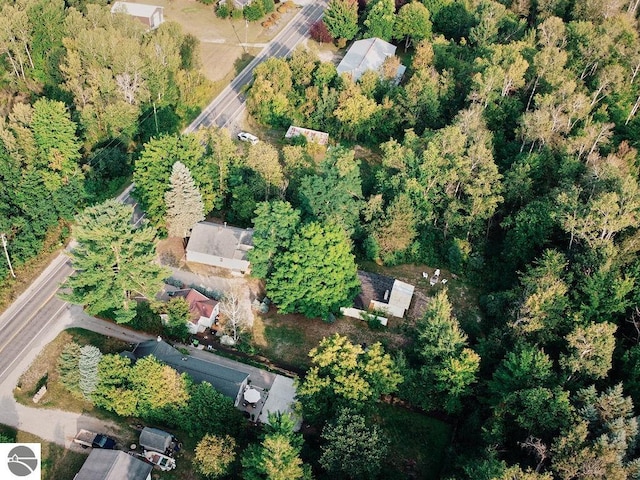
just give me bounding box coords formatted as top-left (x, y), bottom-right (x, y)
top-left (1, 233), bottom-right (15, 278)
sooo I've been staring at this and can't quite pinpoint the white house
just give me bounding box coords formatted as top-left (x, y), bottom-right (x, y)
top-left (186, 222), bottom-right (253, 273)
top-left (171, 288), bottom-right (220, 334)
top-left (110, 2), bottom-right (164, 30)
top-left (337, 37), bottom-right (406, 83)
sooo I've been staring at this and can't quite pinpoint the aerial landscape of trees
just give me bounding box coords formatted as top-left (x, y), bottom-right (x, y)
top-left (5, 0), bottom-right (640, 478)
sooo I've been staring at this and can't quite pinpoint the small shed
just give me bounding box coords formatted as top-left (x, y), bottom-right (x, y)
top-left (110, 2), bottom-right (164, 30)
top-left (285, 126), bottom-right (329, 145)
top-left (186, 222), bottom-right (254, 273)
top-left (74, 449), bottom-right (152, 480)
top-left (139, 427), bottom-right (172, 454)
top-left (337, 37), bottom-right (406, 83)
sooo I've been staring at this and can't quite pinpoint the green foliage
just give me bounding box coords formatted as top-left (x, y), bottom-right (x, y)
top-left (60, 200), bottom-right (170, 324)
top-left (363, 0), bottom-right (396, 42)
top-left (244, 1), bottom-right (265, 21)
top-left (393, 1), bottom-right (432, 49)
top-left (320, 408), bottom-right (388, 480)
top-left (78, 345), bottom-right (102, 399)
top-left (267, 222), bottom-right (360, 318)
top-left (216, 4), bottom-right (230, 19)
top-left (56, 342), bottom-right (82, 394)
top-left (322, 0), bottom-right (358, 41)
top-left (296, 334), bottom-right (402, 423)
top-left (165, 297), bottom-right (191, 342)
top-left (248, 201), bottom-right (301, 279)
top-left (413, 289), bottom-right (480, 413)
top-left (92, 354), bottom-right (137, 416)
top-left (164, 161), bottom-right (205, 238)
top-left (194, 434), bottom-right (236, 478)
top-left (241, 412), bottom-right (310, 480)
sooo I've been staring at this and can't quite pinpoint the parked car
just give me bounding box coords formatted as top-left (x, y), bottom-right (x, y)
top-left (73, 429), bottom-right (117, 449)
top-left (237, 132), bottom-right (259, 144)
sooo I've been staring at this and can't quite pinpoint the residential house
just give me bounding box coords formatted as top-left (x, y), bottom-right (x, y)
top-left (110, 2), bottom-right (164, 30)
top-left (186, 222), bottom-right (253, 273)
top-left (337, 37), bottom-right (406, 83)
top-left (74, 449), bottom-right (152, 480)
top-left (129, 339), bottom-right (250, 406)
top-left (139, 427), bottom-right (172, 454)
top-left (171, 288), bottom-right (219, 334)
top-left (341, 271), bottom-right (415, 323)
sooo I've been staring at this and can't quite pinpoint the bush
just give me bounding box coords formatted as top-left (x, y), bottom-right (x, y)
top-left (216, 3), bottom-right (230, 17)
top-left (277, 4), bottom-right (287, 12)
top-left (243, 1), bottom-right (265, 20)
top-left (270, 11), bottom-right (280, 20)
top-left (261, 0), bottom-right (275, 13)
top-left (231, 7), bottom-right (243, 18)
top-left (310, 20), bottom-right (333, 43)
top-left (262, 20), bottom-right (273, 27)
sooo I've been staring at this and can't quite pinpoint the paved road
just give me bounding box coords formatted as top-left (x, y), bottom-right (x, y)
top-left (184, 0), bottom-right (328, 134)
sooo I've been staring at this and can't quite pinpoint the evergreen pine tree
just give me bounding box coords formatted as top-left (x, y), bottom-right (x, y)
top-left (79, 345), bottom-right (102, 399)
top-left (57, 342), bottom-right (82, 394)
top-left (165, 161), bottom-right (205, 238)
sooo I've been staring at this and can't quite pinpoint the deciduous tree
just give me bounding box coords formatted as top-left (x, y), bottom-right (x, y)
top-left (296, 334), bottom-right (402, 422)
top-left (322, 0), bottom-right (358, 42)
top-left (194, 434), bottom-right (236, 478)
top-left (267, 222), bottom-right (360, 318)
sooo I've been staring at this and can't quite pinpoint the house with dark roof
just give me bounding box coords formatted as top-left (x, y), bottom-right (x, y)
top-left (341, 271), bottom-right (415, 324)
top-left (186, 222), bottom-right (253, 273)
top-left (130, 339), bottom-right (249, 405)
top-left (171, 288), bottom-right (219, 334)
top-left (73, 449), bottom-right (152, 480)
top-left (110, 2), bottom-right (164, 30)
top-left (337, 37), bottom-right (406, 83)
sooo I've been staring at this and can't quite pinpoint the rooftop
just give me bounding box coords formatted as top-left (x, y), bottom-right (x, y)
top-left (139, 427), bottom-right (172, 453)
top-left (131, 339), bottom-right (249, 399)
top-left (172, 289), bottom-right (218, 323)
top-left (337, 37), bottom-right (405, 82)
top-left (187, 222), bottom-right (253, 261)
top-left (354, 271), bottom-right (395, 310)
top-left (74, 449), bottom-right (152, 480)
top-left (110, 1), bottom-right (162, 18)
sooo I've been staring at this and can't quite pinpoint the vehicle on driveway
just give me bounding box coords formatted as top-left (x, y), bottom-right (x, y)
top-left (237, 131), bottom-right (259, 144)
top-left (73, 429), bottom-right (117, 449)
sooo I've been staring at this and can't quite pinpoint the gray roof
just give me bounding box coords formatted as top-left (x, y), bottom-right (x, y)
top-left (337, 37), bottom-right (405, 82)
top-left (110, 1), bottom-right (162, 17)
top-left (187, 222), bottom-right (253, 261)
top-left (139, 427), bottom-right (172, 453)
top-left (74, 449), bottom-right (152, 480)
top-left (131, 339), bottom-right (249, 399)
top-left (354, 271), bottom-right (395, 310)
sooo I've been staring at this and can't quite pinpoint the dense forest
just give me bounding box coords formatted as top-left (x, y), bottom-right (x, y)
top-left (0, 0), bottom-right (210, 280)
top-left (238, 0), bottom-right (640, 478)
top-left (5, 0), bottom-right (640, 478)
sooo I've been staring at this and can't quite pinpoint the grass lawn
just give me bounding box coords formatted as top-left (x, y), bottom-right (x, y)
top-left (377, 403), bottom-right (453, 480)
top-left (14, 328), bottom-right (131, 416)
top-left (0, 425), bottom-right (88, 480)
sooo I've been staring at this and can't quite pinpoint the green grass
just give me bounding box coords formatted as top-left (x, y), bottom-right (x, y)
top-left (377, 404), bottom-right (453, 480)
top-left (0, 425), bottom-right (88, 480)
top-left (264, 324), bottom-right (305, 345)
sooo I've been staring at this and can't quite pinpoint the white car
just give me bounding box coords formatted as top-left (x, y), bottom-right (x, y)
top-left (237, 131), bottom-right (259, 145)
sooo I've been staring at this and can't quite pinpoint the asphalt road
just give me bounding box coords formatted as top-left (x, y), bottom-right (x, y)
top-left (184, 0), bottom-right (328, 134)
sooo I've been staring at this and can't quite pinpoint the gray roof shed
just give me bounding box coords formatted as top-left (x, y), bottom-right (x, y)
top-left (337, 37), bottom-right (406, 82)
top-left (74, 449), bottom-right (152, 480)
top-left (139, 427), bottom-right (172, 453)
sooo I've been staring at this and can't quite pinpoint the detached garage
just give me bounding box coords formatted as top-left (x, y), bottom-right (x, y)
top-left (186, 222), bottom-right (253, 273)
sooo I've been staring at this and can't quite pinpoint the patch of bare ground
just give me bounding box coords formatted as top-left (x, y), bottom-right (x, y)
top-left (258, 308), bottom-right (411, 370)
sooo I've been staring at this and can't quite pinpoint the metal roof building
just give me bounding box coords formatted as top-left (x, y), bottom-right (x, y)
top-left (74, 449), bottom-right (152, 480)
top-left (139, 427), bottom-right (172, 453)
top-left (337, 37), bottom-right (406, 83)
top-left (110, 2), bottom-right (164, 30)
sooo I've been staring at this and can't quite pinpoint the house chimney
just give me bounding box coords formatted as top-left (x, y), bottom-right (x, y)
top-left (157, 336), bottom-right (162, 342)
top-left (224, 222), bottom-right (227, 228)
top-left (383, 290), bottom-right (389, 301)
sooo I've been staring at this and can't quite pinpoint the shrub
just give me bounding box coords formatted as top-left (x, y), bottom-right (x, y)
top-left (262, 20), bottom-right (273, 27)
top-left (310, 20), bottom-right (333, 43)
top-left (277, 4), bottom-right (287, 12)
top-left (231, 7), bottom-right (243, 18)
top-left (270, 11), bottom-right (280, 20)
top-left (261, 0), bottom-right (275, 13)
top-left (243, 1), bottom-right (265, 20)
top-left (216, 3), bottom-right (230, 17)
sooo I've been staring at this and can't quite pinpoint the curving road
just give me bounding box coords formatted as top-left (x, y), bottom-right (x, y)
top-left (184, 0), bottom-right (328, 134)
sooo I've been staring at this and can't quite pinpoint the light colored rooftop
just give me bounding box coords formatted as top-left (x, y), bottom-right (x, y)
top-left (187, 222), bottom-right (253, 261)
top-left (110, 1), bottom-right (163, 17)
top-left (337, 37), bottom-right (403, 82)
